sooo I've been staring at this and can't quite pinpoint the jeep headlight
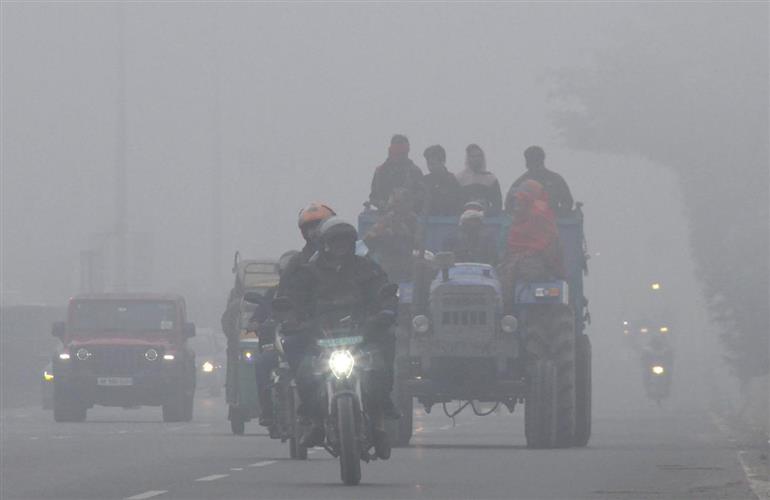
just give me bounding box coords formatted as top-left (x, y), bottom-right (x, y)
top-left (501, 315), bottom-right (518, 333)
top-left (328, 350), bottom-right (355, 379)
top-left (76, 348), bottom-right (92, 361)
top-left (144, 348), bottom-right (159, 361)
top-left (202, 361), bottom-right (214, 373)
top-left (412, 315), bottom-right (430, 334)
top-left (651, 365), bottom-right (665, 375)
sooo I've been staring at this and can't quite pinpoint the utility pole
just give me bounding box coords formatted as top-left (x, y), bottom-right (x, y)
top-left (114, 2), bottom-right (128, 291)
top-left (210, 10), bottom-right (223, 294)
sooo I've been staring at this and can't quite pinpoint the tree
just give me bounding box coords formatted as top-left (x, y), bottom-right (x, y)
top-left (551, 5), bottom-right (769, 382)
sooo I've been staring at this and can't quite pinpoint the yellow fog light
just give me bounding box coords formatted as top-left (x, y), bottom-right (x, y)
top-left (43, 371), bottom-right (54, 382)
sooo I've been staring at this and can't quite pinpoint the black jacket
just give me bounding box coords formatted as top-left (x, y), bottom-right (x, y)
top-left (423, 167), bottom-right (464, 216)
top-left (443, 228), bottom-right (499, 266)
top-left (292, 254), bottom-right (397, 332)
top-left (506, 167), bottom-right (574, 216)
top-left (369, 158), bottom-right (424, 211)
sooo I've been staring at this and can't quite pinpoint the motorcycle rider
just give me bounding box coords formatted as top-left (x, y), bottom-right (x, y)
top-left (505, 145), bottom-right (574, 217)
top-left (289, 218), bottom-right (400, 448)
top-left (248, 250), bottom-right (300, 428)
top-left (279, 203), bottom-right (338, 298)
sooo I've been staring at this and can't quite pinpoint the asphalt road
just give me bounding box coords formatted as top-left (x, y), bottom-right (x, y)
top-left (0, 393), bottom-right (760, 500)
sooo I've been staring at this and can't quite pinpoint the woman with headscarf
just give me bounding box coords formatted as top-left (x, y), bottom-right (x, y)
top-left (500, 179), bottom-right (565, 306)
top-left (455, 144), bottom-right (503, 216)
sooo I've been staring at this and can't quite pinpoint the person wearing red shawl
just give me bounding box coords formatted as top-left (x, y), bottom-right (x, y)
top-left (500, 179), bottom-right (566, 308)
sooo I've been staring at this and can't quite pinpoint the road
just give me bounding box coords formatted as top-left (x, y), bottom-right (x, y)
top-left (0, 394), bottom-right (760, 500)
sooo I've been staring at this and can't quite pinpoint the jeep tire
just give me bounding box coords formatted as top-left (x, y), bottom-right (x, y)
top-left (53, 388), bottom-right (87, 423)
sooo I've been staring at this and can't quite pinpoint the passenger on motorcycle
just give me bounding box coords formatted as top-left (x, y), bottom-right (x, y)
top-left (248, 250), bottom-right (300, 428)
top-left (289, 218), bottom-right (400, 448)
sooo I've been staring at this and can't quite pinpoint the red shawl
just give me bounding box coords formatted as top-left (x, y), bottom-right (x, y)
top-left (507, 180), bottom-right (559, 255)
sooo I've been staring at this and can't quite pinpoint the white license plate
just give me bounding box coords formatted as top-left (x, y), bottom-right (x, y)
top-left (97, 377), bottom-right (133, 386)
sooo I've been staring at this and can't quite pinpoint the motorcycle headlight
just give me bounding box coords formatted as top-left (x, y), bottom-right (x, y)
top-left (76, 348), bottom-right (92, 361)
top-left (412, 315), bottom-right (430, 334)
top-left (328, 350), bottom-right (355, 379)
top-left (144, 348), bottom-right (159, 361)
top-left (202, 361), bottom-right (214, 373)
top-left (501, 315), bottom-right (518, 334)
top-left (242, 350), bottom-right (254, 362)
top-left (651, 365), bottom-right (665, 375)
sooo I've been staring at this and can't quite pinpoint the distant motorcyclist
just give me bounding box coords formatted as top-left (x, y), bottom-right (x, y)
top-left (456, 144), bottom-right (503, 216)
top-left (363, 188), bottom-right (418, 281)
top-left (368, 134), bottom-right (424, 213)
top-left (290, 218), bottom-right (400, 448)
top-left (422, 144), bottom-right (463, 216)
top-left (443, 208), bottom-right (498, 266)
top-left (642, 336), bottom-right (673, 373)
top-left (505, 146), bottom-right (574, 217)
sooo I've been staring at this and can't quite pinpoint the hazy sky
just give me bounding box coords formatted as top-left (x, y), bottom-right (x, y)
top-left (0, 2), bottom-right (759, 334)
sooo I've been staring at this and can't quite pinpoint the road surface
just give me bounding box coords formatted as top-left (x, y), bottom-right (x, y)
top-left (1, 393), bottom-right (762, 500)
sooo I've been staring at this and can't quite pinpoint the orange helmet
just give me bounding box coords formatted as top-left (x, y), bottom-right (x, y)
top-left (297, 202), bottom-right (336, 232)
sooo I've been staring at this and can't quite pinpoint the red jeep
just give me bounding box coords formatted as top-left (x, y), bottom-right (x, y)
top-left (51, 293), bottom-right (196, 422)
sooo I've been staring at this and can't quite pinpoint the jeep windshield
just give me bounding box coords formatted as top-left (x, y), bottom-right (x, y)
top-left (70, 300), bottom-right (177, 335)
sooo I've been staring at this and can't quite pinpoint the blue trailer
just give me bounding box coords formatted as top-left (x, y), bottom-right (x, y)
top-left (358, 207), bottom-right (591, 449)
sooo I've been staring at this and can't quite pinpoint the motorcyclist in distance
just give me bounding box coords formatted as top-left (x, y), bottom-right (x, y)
top-left (290, 217), bottom-right (400, 448)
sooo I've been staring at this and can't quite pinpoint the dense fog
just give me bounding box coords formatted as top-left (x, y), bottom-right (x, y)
top-left (2, 0), bottom-right (766, 426)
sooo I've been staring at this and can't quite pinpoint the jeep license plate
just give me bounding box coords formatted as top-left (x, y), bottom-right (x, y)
top-left (97, 377), bottom-right (133, 386)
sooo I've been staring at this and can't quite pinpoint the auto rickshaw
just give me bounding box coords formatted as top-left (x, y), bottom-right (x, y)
top-left (226, 252), bottom-right (279, 435)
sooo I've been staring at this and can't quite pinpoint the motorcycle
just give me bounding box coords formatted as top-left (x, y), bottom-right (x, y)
top-left (241, 292), bottom-right (306, 459)
top-left (644, 358), bottom-right (671, 404)
top-left (262, 318), bottom-right (307, 460)
top-left (273, 283), bottom-right (397, 486)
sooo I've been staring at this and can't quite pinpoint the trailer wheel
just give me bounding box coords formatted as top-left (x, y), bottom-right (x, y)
top-left (573, 334), bottom-right (592, 447)
top-left (53, 387), bottom-right (87, 423)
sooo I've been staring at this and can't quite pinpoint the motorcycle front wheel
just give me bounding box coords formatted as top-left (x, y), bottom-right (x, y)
top-left (337, 394), bottom-right (361, 485)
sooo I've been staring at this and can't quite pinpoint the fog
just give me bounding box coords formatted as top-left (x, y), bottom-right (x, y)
top-left (2, 0), bottom-right (767, 430)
